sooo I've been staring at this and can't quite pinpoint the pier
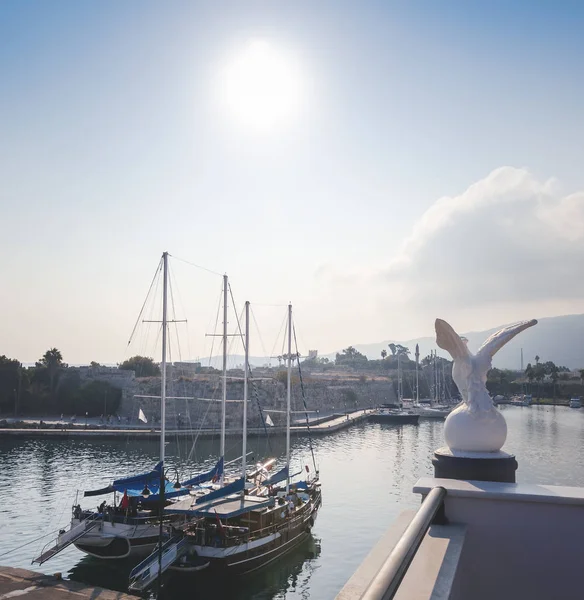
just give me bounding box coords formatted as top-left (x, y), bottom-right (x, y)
top-left (0, 567), bottom-right (133, 600)
top-left (0, 409), bottom-right (376, 440)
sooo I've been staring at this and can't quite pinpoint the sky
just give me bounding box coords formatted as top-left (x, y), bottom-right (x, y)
top-left (1, 1), bottom-right (584, 365)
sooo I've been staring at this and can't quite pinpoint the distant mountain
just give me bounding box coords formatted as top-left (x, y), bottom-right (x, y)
top-left (326, 314), bottom-right (584, 370)
top-left (187, 314), bottom-right (584, 371)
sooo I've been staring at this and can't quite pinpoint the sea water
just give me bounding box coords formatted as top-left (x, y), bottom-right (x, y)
top-left (1, 405), bottom-right (583, 599)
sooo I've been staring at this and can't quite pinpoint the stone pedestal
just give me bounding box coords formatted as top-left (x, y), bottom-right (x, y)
top-left (432, 447), bottom-right (518, 483)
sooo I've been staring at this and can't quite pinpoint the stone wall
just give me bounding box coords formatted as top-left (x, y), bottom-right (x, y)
top-left (69, 366), bottom-right (136, 402)
top-left (113, 374), bottom-right (397, 428)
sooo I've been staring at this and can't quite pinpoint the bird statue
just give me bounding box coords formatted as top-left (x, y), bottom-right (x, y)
top-left (435, 318), bottom-right (537, 453)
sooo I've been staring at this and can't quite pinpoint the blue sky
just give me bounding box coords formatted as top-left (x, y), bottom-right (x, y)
top-left (2, 1), bottom-right (583, 363)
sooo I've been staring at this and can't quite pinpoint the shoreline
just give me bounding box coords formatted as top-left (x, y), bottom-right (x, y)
top-left (0, 409), bottom-right (375, 439)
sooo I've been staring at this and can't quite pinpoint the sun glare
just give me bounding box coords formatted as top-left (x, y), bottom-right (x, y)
top-left (218, 40), bottom-right (302, 132)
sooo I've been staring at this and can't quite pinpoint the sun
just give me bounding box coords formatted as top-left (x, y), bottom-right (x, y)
top-left (218, 40), bottom-right (302, 132)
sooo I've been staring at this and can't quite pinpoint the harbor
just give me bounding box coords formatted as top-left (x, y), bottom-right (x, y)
top-left (2, 1), bottom-right (584, 598)
top-left (1, 405), bottom-right (583, 599)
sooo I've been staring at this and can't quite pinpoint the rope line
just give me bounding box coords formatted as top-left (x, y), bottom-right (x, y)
top-left (127, 257), bottom-right (163, 346)
top-left (228, 286), bottom-right (271, 453)
top-left (0, 527), bottom-right (64, 559)
top-left (207, 281), bottom-right (224, 367)
top-left (293, 323), bottom-right (318, 474)
top-left (169, 254), bottom-right (223, 277)
top-left (250, 306), bottom-right (269, 363)
top-left (269, 312), bottom-right (288, 367)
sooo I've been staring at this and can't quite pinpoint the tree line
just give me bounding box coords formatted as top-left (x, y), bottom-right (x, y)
top-left (0, 349), bottom-right (127, 417)
top-left (487, 356), bottom-right (582, 400)
top-left (0, 351), bottom-right (190, 417)
top-left (301, 344), bottom-right (455, 400)
top-left (301, 343), bottom-right (584, 401)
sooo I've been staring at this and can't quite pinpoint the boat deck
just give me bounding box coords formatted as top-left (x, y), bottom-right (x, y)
top-left (167, 494), bottom-right (273, 517)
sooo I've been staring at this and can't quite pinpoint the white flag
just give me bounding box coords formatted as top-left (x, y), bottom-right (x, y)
top-left (138, 408), bottom-right (148, 423)
top-left (265, 414), bottom-right (274, 427)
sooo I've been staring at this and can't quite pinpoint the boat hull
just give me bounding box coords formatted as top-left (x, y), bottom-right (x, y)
top-left (187, 528), bottom-right (313, 576)
top-left (370, 413), bottom-right (419, 425)
top-left (416, 409), bottom-right (451, 419)
top-left (67, 518), bottom-right (161, 560)
top-left (187, 491), bottom-right (321, 576)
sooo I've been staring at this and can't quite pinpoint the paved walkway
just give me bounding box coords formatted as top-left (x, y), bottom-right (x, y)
top-left (0, 415), bottom-right (151, 429)
top-left (0, 567), bottom-right (132, 600)
top-left (292, 409), bottom-right (375, 434)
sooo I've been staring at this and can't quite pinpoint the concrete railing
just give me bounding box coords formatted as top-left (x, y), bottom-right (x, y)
top-left (359, 487), bottom-right (446, 600)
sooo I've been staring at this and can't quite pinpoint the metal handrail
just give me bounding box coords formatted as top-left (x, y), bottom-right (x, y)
top-left (361, 486), bottom-right (446, 600)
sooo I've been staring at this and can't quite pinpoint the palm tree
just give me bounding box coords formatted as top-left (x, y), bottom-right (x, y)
top-left (40, 348), bottom-right (64, 397)
top-left (534, 363), bottom-right (546, 400)
top-left (381, 349), bottom-right (387, 360)
top-left (525, 363), bottom-right (534, 394)
top-left (550, 364), bottom-right (559, 401)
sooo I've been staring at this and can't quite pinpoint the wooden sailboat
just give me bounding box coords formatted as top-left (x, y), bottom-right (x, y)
top-left (128, 303), bottom-right (322, 591)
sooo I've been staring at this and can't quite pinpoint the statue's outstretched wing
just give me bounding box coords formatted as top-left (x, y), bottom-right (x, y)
top-left (476, 320), bottom-right (538, 366)
top-left (435, 319), bottom-right (471, 360)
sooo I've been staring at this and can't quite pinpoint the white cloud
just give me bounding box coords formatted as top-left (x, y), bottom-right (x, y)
top-left (383, 166), bottom-right (584, 319)
top-left (307, 166), bottom-right (584, 350)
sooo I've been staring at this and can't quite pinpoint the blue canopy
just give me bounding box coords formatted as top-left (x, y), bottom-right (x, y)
top-left (85, 461), bottom-right (185, 502)
top-left (263, 466), bottom-right (288, 486)
top-left (84, 462), bottom-right (164, 498)
top-left (113, 462), bottom-right (187, 502)
top-left (182, 457), bottom-right (224, 487)
top-left (120, 480), bottom-right (187, 503)
top-left (112, 462), bottom-right (163, 487)
top-left (84, 458), bottom-right (227, 502)
top-left (195, 477), bottom-right (245, 504)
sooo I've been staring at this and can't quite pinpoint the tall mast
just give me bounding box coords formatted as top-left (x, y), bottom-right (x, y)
top-left (397, 352), bottom-right (402, 403)
top-left (415, 344), bottom-right (420, 405)
top-left (442, 361), bottom-right (446, 401)
top-left (160, 252), bottom-right (168, 462)
top-left (286, 304), bottom-right (292, 494)
top-left (432, 350), bottom-right (437, 403)
top-left (436, 352), bottom-right (440, 402)
top-left (220, 274), bottom-right (228, 462)
top-left (436, 351), bottom-right (440, 403)
top-left (242, 301), bottom-right (250, 486)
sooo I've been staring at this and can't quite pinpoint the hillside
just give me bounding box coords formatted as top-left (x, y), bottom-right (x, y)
top-left (340, 314), bottom-right (584, 370)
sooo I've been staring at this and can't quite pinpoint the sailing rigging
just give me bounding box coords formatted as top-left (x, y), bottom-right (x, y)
top-left (128, 302), bottom-right (322, 591)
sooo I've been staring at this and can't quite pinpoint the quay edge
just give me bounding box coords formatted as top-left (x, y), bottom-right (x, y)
top-left (0, 409), bottom-right (376, 439)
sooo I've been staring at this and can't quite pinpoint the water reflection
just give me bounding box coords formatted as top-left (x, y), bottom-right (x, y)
top-left (162, 535), bottom-right (321, 600)
top-left (68, 556), bottom-right (138, 594)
